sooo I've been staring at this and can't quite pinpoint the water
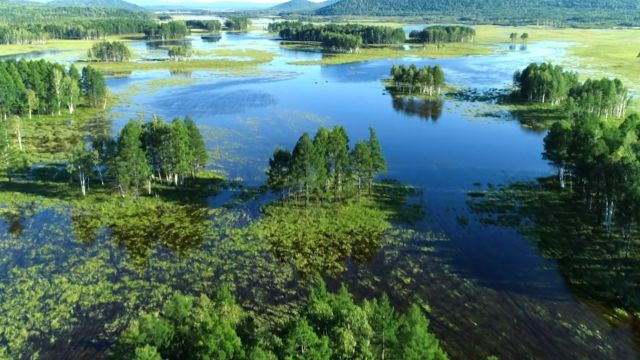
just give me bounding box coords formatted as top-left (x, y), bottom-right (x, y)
top-left (1, 30), bottom-right (638, 359)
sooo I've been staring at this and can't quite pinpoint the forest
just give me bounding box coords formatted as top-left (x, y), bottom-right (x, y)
top-left (315, 0), bottom-right (640, 26)
top-left (110, 280), bottom-right (448, 360)
top-left (270, 22), bottom-right (406, 45)
top-left (267, 126), bottom-right (386, 205)
top-left (513, 63), bottom-right (630, 118)
top-left (389, 64), bottom-right (446, 96)
top-left (0, 60), bottom-right (106, 119)
top-left (408, 26), bottom-right (476, 44)
top-left (269, 22), bottom-right (405, 52)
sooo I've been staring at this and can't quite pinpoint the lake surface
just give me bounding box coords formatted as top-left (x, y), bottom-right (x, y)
top-left (2, 30), bottom-right (638, 359)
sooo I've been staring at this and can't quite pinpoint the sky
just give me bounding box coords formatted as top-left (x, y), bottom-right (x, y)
top-left (32, 0), bottom-right (330, 4)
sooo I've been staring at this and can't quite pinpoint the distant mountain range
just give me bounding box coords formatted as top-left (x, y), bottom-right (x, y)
top-left (47, 0), bottom-right (145, 11)
top-left (269, 0), bottom-right (338, 14)
top-left (316, 0), bottom-right (640, 16)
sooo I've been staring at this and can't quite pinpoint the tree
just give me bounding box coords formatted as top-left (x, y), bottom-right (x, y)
top-left (350, 141), bottom-right (371, 199)
top-left (329, 126), bottom-right (350, 200)
top-left (115, 120), bottom-right (151, 196)
top-left (61, 75), bottom-right (80, 114)
top-left (50, 67), bottom-right (63, 115)
top-left (184, 116), bottom-right (208, 177)
top-left (397, 305), bottom-right (448, 360)
top-left (167, 118), bottom-right (191, 187)
top-left (364, 295), bottom-right (400, 360)
top-left (68, 146), bottom-right (97, 196)
top-left (284, 319), bottom-right (332, 360)
top-left (267, 147), bottom-right (292, 198)
top-left (368, 127), bottom-right (386, 194)
top-left (82, 65), bottom-right (108, 109)
top-left (543, 121), bottom-right (572, 188)
top-left (521, 32), bottom-right (529, 44)
top-left (25, 89), bottom-right (38, 119)
top-left (509, 32), bottom-right (518, 43)
top-left (291, 133), bottom-right (317, 206)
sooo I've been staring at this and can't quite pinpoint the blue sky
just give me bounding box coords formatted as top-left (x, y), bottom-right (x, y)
top-left (33, 0), bottom-right (330, 4)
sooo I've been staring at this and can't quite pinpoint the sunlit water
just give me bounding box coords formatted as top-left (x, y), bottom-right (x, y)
top-left (1, 29), bottom-right (638, 359)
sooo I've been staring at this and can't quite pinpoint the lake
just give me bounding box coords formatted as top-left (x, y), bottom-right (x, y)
top-left (1, 29), bottom-right (638, 359)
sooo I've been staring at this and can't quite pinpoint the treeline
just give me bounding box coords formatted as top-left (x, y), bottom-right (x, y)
top-left (110, 280), bottom-right (448, 360)
top-left (88, 41), bottom-right (131, 62)
top-left (225, 17), bottom-right (251, 31)
top-left (315, 0), bottom-right (640, 27)
top-left (267, 127), bottom-right (386, 205)
top-left (185, 19), bottom-right (222, 32)
top-left (269, 21), bottom-right (405, 52)
top-left (543, 113), bottom-right (640, 244)
top-left (66, 116), bottom-right (208, 197)
top-left (514, 63), bottom-right (630, 118)
top-left (0, 19), bottom-right (153, 44)
top-left (143, 21), bottom-right (189, 40)
top-left (0, 60), bottom-right (106, 119)
top-left (389, 64), bottom-right (446, 96)
top-left (409, 25), bottom-right (476, 44)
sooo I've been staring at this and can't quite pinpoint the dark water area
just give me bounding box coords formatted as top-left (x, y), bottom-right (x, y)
top-left (0, 29), bottom-right (638, 359)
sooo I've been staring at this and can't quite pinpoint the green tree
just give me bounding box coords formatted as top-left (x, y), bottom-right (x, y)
top-left (397, 305), bottom-right (448, 360)
top-left (292, 132), bottom-right (317, 206)
top-left (364, 295), bottom-right (400, 360)
top-left (115, 120), bottom-right (151, 196)
top-left (284, 319), bottom-right (332, 360)
top-left (351, 140), bottom-right (371, 199)
top-left (184, 116), bottom-right (208, 177)
top-left (267, 147), bottom-right (292, 198)
top-left (61, 75), bottom-right (80, 114)
top-left (368, 127), bottom-right (386, 194)
top-left (67, 146), bottom-right (97, 197)
top-left (24, 89), bottom-right (38, 119)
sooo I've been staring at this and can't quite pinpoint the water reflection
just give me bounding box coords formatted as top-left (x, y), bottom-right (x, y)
top-left (391, 95), bottom-right (443, 121)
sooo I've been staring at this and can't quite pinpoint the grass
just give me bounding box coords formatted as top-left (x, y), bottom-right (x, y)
top-left (288, 42), bottom-right (493, 66)
top-left (0, 35), bottom-right (138, 57)
top-left (473, 25), bottom-right (640, 95)
top-left (78, 49), bottom-right (278, 74)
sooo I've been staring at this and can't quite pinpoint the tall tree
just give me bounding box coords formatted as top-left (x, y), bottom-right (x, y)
top-left (115, 120), bottom-right (150, 196)
top-left (267, 147), bottom-right (292, 198)
top-left (397, 305), bottom-right (448, 360)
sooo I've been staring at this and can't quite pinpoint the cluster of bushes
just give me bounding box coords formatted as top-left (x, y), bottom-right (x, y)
top-left (266, 126), bottom-right (386, 205)
top-left (0, 60), bottom-right (106, 119)
top-left (389, 64), bottom-right (446, 96)
top-left (514, 63), bottom-right (630, 118)
top-left (88, 41), bottom-right (132, 62)
top-left (143, 21), bottom-right (189, 40)
top-left (110, 280), bottom-right (448, 360)
top-left (269, 21), bottom-right (405, 52)
top-left (409, 25), bottom-right (476, 44)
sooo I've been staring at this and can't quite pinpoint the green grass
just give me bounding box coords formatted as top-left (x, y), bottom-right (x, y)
top-left (288, 43), bottom-right (493, 66)
top-left (79, 49), bottom-right (278, 74)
